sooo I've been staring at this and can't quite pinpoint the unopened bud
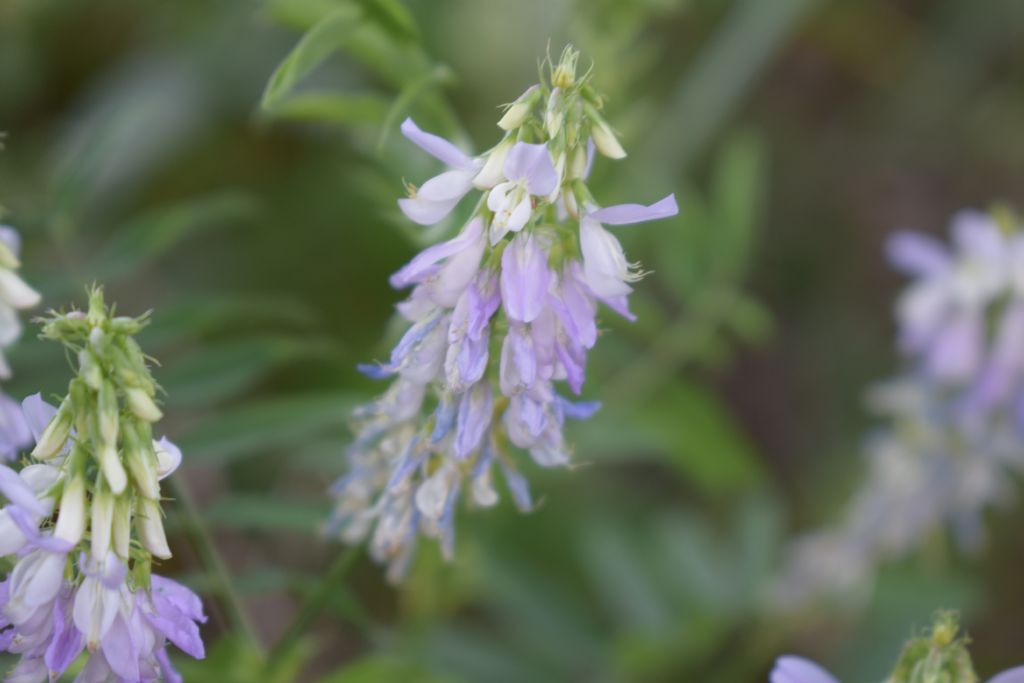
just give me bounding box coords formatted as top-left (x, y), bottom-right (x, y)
top-left (136, 497), bottom-right (171, 559)
top-left (90, 487), bottom-right (114, 561)
top-left (473, 138), bottom-right (513, 189)
top-left (0, 270), bottom-right (41, 309)
top-left (551, 47), bottom-right (578, 89)
top-left (112, 496), bottom-right (131, 559)
top-left (569, 144), bottom-right (588, 180)
top-left (97, 443), bottom-right (127, 495)
top-left (54, 474), bottom-right (86, 545)
top-left (545, 88), bottom-right (562, 138)
top-left (126, 387), bottom-right (162, 423)
top-left (124, 423), bottom-right (160, 499)
top-left (497, 85), bottom-right (538, 131)
top-left (31, 401), bottom-right (73, 460)
top-left (78, 350), bottom-right (103, 390)
top-left (590, 119), bottom-right (626, 160)
top-left (98, 381), bottom-right (119, 444)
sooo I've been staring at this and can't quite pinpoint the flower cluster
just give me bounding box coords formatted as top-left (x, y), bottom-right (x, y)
top-left (772, 612), bottom-right (1024, 683)
top-left (328, 47), bottom-right (678, 580)
top-left (0, 288), bottom-right (205, 682)
top-left (0, 225), bottom-right (41, 461)
top-left (776, 209), bottom-right (1024, 606)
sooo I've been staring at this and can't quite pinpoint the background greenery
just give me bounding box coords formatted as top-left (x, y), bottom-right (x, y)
top-left (1, 0), bottom-right (1023, 680)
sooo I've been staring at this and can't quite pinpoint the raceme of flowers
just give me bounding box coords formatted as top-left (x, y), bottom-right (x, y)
top-left (772, 612), bottom-right (1024, 683)
top-left (0, 224), bottom-right (42, 462)
top-left (0, 288), bottom-right (205, 682)
top-left (328, 47), bottom-right (679, 580)
top-left (776, 209), bottom-right (1024, 606)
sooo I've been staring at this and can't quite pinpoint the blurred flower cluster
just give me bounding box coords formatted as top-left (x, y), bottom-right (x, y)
top-left (0, 288), bottom-right (205, 682)
top-left (328, 46), bottom-right (678, 580)
top-left (777, 209), bottom-right (1024, 606)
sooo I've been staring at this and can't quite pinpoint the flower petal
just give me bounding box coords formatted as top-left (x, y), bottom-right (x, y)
top-left (588, 194), bottom-right (678, 225)
top-left (500, 233), bottom-right (552, 323)
top-left (770, 656), bottom-right (840, 683)
top-left (503, 142), bottom-right (558, 197)
top-left (391, 218), bottom-right (485, 289)
top-left (886, 230), bottom-right (950, 277)
top-left (989, 666), bottom-right (1024, 683)
top-left (400, 118), bottom-right (475, 170)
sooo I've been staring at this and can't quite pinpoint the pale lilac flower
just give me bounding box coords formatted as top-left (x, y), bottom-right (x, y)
top-left (776, 209), bottom-right (1024, 608)
top-left (487, 142), bottom-right (559, 243)
top-left (332, 48), bottom-right (678, 579)
top-left (0, 226), bottom-right (41, 380)
top-left (580, 195), bottom-right (679, 301)
top-left (397, 119), bottom-right (483, 226)
top-left (770, 656), bottom-right (1024, 683)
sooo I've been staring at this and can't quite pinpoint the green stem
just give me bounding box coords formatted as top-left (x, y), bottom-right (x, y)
top-left (269, 545), bottom-right (362, 665)
top-left (167, 475), bottom-right (263, 653)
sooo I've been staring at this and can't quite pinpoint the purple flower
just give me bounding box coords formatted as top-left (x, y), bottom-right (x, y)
top-left (770, 657), bottom-right (1024, 683)
top-left (397, 118), bottom-right (482, 226)
top-left (580, 194), bottom-right (678, 301)
top-left (0, 394), bottom-right (32, 461)
top-left (333, 54), bottom-right (679, 579)
top-left (487, 142), bottom-right (559, 243)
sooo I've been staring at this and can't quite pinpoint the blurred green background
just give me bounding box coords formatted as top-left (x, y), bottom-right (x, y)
top-left (1, 0), bottom-right (1023, 680)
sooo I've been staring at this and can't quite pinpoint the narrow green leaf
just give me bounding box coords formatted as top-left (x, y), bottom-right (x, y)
top-left (93, 192), bottom-right (256, 281)
top-left (261, 5), bottom-right (364, 111)
top-left (377, 64), bottom-right (456, 149)
top-left (179, 392), bottom-right (358, 465)
top-left (265, 92), bottom-right (390, 126)
top-left (202, 494), bottom-right (330, 533)
top-left (711, 129), bottom-right (765, 282)
top-left (159, 335), bottom-right (336, 409)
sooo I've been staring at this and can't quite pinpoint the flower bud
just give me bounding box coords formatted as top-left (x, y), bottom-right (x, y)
top-left (90, 487), bottom-right (114, 561)
top-left (31, 400), bottom-right (73, 460)
top-left (124, 424), bottom-right (160, 499)
top-left (569, 144), bottom-right (588, 180)
top-left (136, 497), bottom-right (171, 559)
top-left (78, 349), bottom-right (103, 390)
top-left (97, 443), bottom-right (127, 495)
top-left (0, 269), bottom-right (41, 309)
top-left (591, 119), bottom-right (626, 159)
top-left (126, 387), bottom-right (162, 422)
top-left (497, 85), bottom-right (538, 131)
top-left (473, 138), bottom-right (513, 189)
top-left (97, 380), bottom-right (119, 445)
top-left (112, 496), bottom-right (131, 559)
top-left (54, 474), bottom-right (86, 545)
top-left (545, 88), bottom-right (562, 138)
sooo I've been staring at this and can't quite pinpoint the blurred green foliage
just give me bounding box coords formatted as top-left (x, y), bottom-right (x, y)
top-left (1, 0), bottom-right (1023, 680)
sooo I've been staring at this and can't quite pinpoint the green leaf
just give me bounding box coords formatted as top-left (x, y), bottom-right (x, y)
top-left (159, 335), bottom-right (336, 409)
top-left (354, 0), bottom-right (419, 41)
top-left (202, 494), bottom-right (331, 533)
top-left (261, 5), bottom-right (365, 111)
top-left (580, 380), bottom-right (763, 493)
top-left (317, 655), bottom-right (458, 683)
top-left (710, 129), bottom-right (765, 282)
top-left (377, 63), bottom-right (456, 149)
top-left (179, 391), bottom-right (358, 465)
top-left (93, 192), bottom-right (257, 281)
top-left (264, 91), bottom-right (390, 126)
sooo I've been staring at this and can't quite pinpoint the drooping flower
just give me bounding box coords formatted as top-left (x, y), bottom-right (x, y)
top-left (330, 46), bottom-right (679, 580)
top-left (0, 287), bottom-right (206, 681)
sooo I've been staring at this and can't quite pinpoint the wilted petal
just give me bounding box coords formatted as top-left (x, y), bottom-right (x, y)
top-left (400, 118), bottom-right (476, 170)
top-left (500, 325), bottom-right (537, 396)
top-left (588, 194), bottom-right (678, 225)
top-left (101, 609), bottom-right (140, 681)
top-left (770, 656), bottom-right (840, 683)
